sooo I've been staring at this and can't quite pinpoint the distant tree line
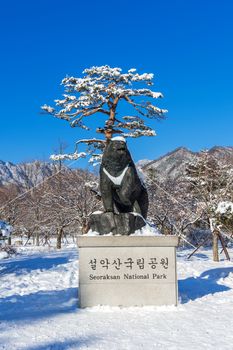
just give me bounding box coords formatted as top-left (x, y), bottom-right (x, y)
top-left (0, 166), bottom-right (100, 249)
top-left (145, 150), bottom-right (233, 261)
top-left (0, 151), bottom-right (233, 261)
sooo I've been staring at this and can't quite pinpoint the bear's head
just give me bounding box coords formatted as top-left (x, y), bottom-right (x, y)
top-left (102, 137), bottom-right (133, 173)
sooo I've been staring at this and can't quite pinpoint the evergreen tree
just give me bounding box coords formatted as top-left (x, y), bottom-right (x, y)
top-left (42, 65), bottom-right (167, 161)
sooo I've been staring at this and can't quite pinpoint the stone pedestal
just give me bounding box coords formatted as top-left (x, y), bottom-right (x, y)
top-left (77, 236), bottom-right (179, 308)
top-left (89, 212), bottom-right (146, 235)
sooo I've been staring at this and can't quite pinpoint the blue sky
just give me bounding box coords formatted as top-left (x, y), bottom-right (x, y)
top-left (1, 0), bottom-right (233, 167)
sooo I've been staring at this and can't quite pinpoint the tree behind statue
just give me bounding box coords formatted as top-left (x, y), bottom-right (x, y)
top-left (42, 65), bottom-right (167, 234)
top-left (42, 65), bottom-right (167, 162)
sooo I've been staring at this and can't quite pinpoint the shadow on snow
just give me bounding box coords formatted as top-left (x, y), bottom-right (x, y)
top-left (0, 249), bottom-right (79, 322)
top-left (0, 287), bottom-right (79, 322)
top-left (0, 250), bottom-right (77, 276)
top-left (22, 337), bottom-right (100, 350)
top-left (179, 267), bottom-right (233, 303)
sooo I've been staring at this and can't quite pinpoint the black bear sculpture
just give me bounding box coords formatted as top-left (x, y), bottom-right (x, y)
top-left (100, 137), bottom-right (148, 218)
top-left (89, 137), bottom-right (149, 235)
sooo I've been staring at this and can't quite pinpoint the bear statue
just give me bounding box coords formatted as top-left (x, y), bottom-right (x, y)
top-left (88, 136), bottom-right (149, 235)
top-left (100, 137), bottom-right (149, 219)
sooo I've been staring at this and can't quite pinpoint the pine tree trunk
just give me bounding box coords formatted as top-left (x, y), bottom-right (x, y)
top-left (7, 237), bottom-right (11, 246)
top-left (213, 230), bottom-right (219, 262)
top-left (57, 228), bottom-right (63, 249)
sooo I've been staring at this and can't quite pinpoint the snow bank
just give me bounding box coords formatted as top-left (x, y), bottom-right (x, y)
top-left (0, 221), bottom-right (13, 238)
top-left (131, 222), bottom-right (161, 236)
top-left (0, 250), bottom-right (8, 259)
top-left (216, 201), bottom-right (233, 215)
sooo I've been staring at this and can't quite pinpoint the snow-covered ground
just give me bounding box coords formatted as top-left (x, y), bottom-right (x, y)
top-left (1, 244), bottom-right (233, 350)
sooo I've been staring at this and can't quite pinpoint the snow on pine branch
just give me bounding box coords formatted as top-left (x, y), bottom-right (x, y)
top-left (82, 66), bottom-right (154, 84)
top-left (50, 152), bottom-right (87, 161)
top-left (42, 65), bottom-right (167, 138)
top-left (42, 65), bottom-right (167, 161)
top-left (116, 119), bottom-right (154, 133)
top-left (122, 129), bottom-right (156, 138)
top-left (74, 139), bottom-right (106, 154)
top-left (49, 139), bottom-right (106, 164)
top-left (88, 154), bottom-right (103, 166)
top-left (41, 105), bottom-right (55, 114)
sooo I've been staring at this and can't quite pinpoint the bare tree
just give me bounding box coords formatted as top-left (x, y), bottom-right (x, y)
top-left (0, 184), bottom-right (22, 245)
top-left (42, 169), bottom-right (100, 248)
top-left (145, 168), bottom-right (201, 243)
top-left (19, 184), bottom-right (50, 245)
top-left (185, 151), bottom-right (233, 260)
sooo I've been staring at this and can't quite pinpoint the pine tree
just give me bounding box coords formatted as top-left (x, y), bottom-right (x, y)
top-left (42, 65), bottom-right (167, 161)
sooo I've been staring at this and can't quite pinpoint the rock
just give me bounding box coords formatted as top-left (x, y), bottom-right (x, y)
top-left (88, 212), bottom-right (146, 235)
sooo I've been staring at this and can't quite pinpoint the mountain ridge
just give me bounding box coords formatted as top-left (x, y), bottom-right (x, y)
top-left (140, 145), bottom-right (233, 181)
top-left (0, 160), bottom-right (58, 188)
top-left (0, 146), bottom-right (233, 187)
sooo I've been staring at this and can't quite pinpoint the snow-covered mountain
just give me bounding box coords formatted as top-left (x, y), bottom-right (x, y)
top-left (0, 160), bottom-right (58, 188)
top-left (1, 146), bottom-right (232, 187)
top-left (140, 146), bottom-right (233, 180)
